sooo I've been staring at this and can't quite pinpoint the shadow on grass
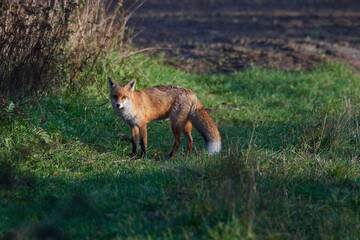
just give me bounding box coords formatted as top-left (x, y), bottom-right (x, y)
top-left (1, 151), bottom-right (359, 239)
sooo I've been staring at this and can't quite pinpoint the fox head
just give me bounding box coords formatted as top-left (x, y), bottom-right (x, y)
top-left (108, 77), bottom-right (136, 110)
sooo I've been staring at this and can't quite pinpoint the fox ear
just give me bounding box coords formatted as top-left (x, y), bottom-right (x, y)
top-left (127, 79), bottom-right (136, 92)
top-left (108, 77), bottom-right (116, 91)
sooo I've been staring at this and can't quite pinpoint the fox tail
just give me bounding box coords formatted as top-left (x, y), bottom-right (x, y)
top-left (190, 106), bottom-right (221, 154)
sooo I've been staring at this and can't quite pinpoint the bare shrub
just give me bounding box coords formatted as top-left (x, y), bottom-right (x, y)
top-left (0, 0), bottom-right (76, 98)
top-left (0, 0), bottom-right (141, 99)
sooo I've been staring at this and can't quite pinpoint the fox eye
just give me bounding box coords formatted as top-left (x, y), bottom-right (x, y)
top-left (113, 95), bottom-right (118, 100)
top-left (122, 96), bottom-right (127, 100)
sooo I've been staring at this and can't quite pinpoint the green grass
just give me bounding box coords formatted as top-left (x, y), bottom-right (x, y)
top-left (1, 55), bottom-right (360, 239)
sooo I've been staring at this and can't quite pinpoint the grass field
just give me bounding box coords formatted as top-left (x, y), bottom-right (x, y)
top-left (1, 55), bottom-right (360, 239)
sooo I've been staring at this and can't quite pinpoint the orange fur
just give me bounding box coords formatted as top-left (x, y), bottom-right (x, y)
top-left (108, 77), bottom-right (221, 158)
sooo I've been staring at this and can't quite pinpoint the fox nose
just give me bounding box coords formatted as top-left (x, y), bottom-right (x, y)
top-left (116, 103), bottom-right (120, 108)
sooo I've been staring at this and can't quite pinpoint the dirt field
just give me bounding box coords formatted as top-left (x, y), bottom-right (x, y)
top-left (128, 0), bottom-right (360, 73)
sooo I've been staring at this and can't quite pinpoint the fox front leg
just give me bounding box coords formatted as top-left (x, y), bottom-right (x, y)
top-left (139, 124), bottom-right (148, 157)
top-left (131, 126), bottom-right (140, 156)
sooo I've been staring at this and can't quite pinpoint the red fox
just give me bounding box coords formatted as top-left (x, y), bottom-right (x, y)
top-left (108, 77), bottom-right (221, 158)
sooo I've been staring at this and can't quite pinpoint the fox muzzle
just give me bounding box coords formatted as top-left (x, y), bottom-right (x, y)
top-left (114, 99), bottom-right (130, 110)
top-left (116, 103), bottom-right (124, 109)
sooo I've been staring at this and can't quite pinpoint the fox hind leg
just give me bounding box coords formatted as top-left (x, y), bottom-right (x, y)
top-left (182, 120), bottom-right (193, 157)
top-left (169, 107), bottom-right (190, 159)
top-left (169, 124), bottom-right (182, 159)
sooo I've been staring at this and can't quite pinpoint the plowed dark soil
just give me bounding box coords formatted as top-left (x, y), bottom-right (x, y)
top-left (129, 0), bottom-right (360, 73)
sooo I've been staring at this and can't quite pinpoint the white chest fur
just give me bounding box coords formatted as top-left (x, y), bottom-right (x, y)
top-left (112, 99), bottom-right (140, 126)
